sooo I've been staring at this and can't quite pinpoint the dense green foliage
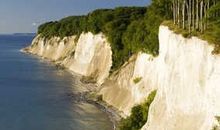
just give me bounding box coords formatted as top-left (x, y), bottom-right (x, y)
top-left (38, 7), bottom-right (147, 69)
top-left (38, 16), bottom-right (87, 38)
top-left (119, 90), bottom-right (157, 130)
top-left (201, 20), bottom-right (220, 53)
top-left (203, 2), bottom-right (220, 52)
top-left (37, 0), bottom-right (220, 70)
top-left (37, 2), bottom-right (169, 70)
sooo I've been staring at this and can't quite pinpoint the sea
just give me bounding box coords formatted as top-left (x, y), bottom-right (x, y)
top-left (0, 35), bottom-right (112, 130)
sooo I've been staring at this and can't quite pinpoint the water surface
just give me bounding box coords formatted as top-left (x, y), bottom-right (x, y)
top-left (0, 35), bottom-right (112, 130)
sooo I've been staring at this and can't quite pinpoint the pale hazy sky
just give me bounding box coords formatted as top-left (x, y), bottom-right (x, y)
top-left (0, 0), bottom-right (150, 34)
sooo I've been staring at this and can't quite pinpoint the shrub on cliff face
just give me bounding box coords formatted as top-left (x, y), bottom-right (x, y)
top-left (119, 90), bottom-right (157, 130)
top-left (133, 77), bottom-right (142, 84)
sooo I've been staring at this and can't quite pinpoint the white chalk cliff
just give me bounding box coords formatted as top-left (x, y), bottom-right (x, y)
top-left (24, 32), bottom-right (112, 85)
top-left (141, 26), bottom-right (220, 130)
top-left (23, 26), bottom-right (220, 130)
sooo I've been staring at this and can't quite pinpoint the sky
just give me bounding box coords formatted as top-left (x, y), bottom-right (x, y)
top-left (0, 0), bottom-right (150, 34)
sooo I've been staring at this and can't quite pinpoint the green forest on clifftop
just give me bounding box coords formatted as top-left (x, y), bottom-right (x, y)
top-left (37, 0), bottom-right (169, 70)
top-left (37, 0), bottom-right (220, 70)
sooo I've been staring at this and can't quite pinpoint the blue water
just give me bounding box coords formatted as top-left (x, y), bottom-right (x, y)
top-left (0, 35), bottom-right (112, 130)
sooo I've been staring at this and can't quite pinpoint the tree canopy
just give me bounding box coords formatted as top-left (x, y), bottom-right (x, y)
top-left (171, 0), bottom-right (220, 32)
top-left (37, 0), bottom-right (220, 70)
top-left (37, 6), bottom-right (165, 70)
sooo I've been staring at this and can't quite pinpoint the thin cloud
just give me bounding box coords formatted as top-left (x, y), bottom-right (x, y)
top-left (32, 22), bottom-right (37, 26)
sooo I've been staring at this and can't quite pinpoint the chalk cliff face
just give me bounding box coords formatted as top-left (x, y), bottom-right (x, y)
top-left (101, 26), bottom-right (220, 130)
top-left (141, 26), bottom-right (220, 130)
top-left (100, 53), bottom-right (157, 116)
top-left (100, 26), bottom-right (220, 129)
top-left (24, 26), bottom-right (220, 130)
top-left (24, 32), bottom-right (112, 85)
top-left (27, 35), bottom-right (76, 61)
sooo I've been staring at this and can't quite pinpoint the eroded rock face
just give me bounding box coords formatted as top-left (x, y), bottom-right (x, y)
top-left (25, 35), bottom-right (76, 61)
top-left (24, 32), bottom-right (112, 85)
top-left (100, 25), bottom-right (220, 129)
top-left (24, 26), bottom-right (220, 130)
top-left (141, 26), bottom-right (220, 130)
top-left (100, 53), bottom-right (157, 116)
top-left (65, 32), bottom-right (112, 85)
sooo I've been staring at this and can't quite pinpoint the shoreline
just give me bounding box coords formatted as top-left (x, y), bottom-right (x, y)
top-left (21, 48), bottom-right (122, 130)
top-left (87, 98), bottom-right (121, 130)
top-left (66, 90), bottom-right (121, 130)
top-left (59, 74), bottom-right (122, 130)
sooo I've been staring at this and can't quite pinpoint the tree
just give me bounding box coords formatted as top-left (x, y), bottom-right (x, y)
top-left (171, 0), bottom-right (220, 33)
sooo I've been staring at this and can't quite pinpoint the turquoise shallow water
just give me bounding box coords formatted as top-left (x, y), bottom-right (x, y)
top-left (0, 35), bottom-right (112, 130)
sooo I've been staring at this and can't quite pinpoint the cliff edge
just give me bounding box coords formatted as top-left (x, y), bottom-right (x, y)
top-left (23, 25), bottom-right (220, 130)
